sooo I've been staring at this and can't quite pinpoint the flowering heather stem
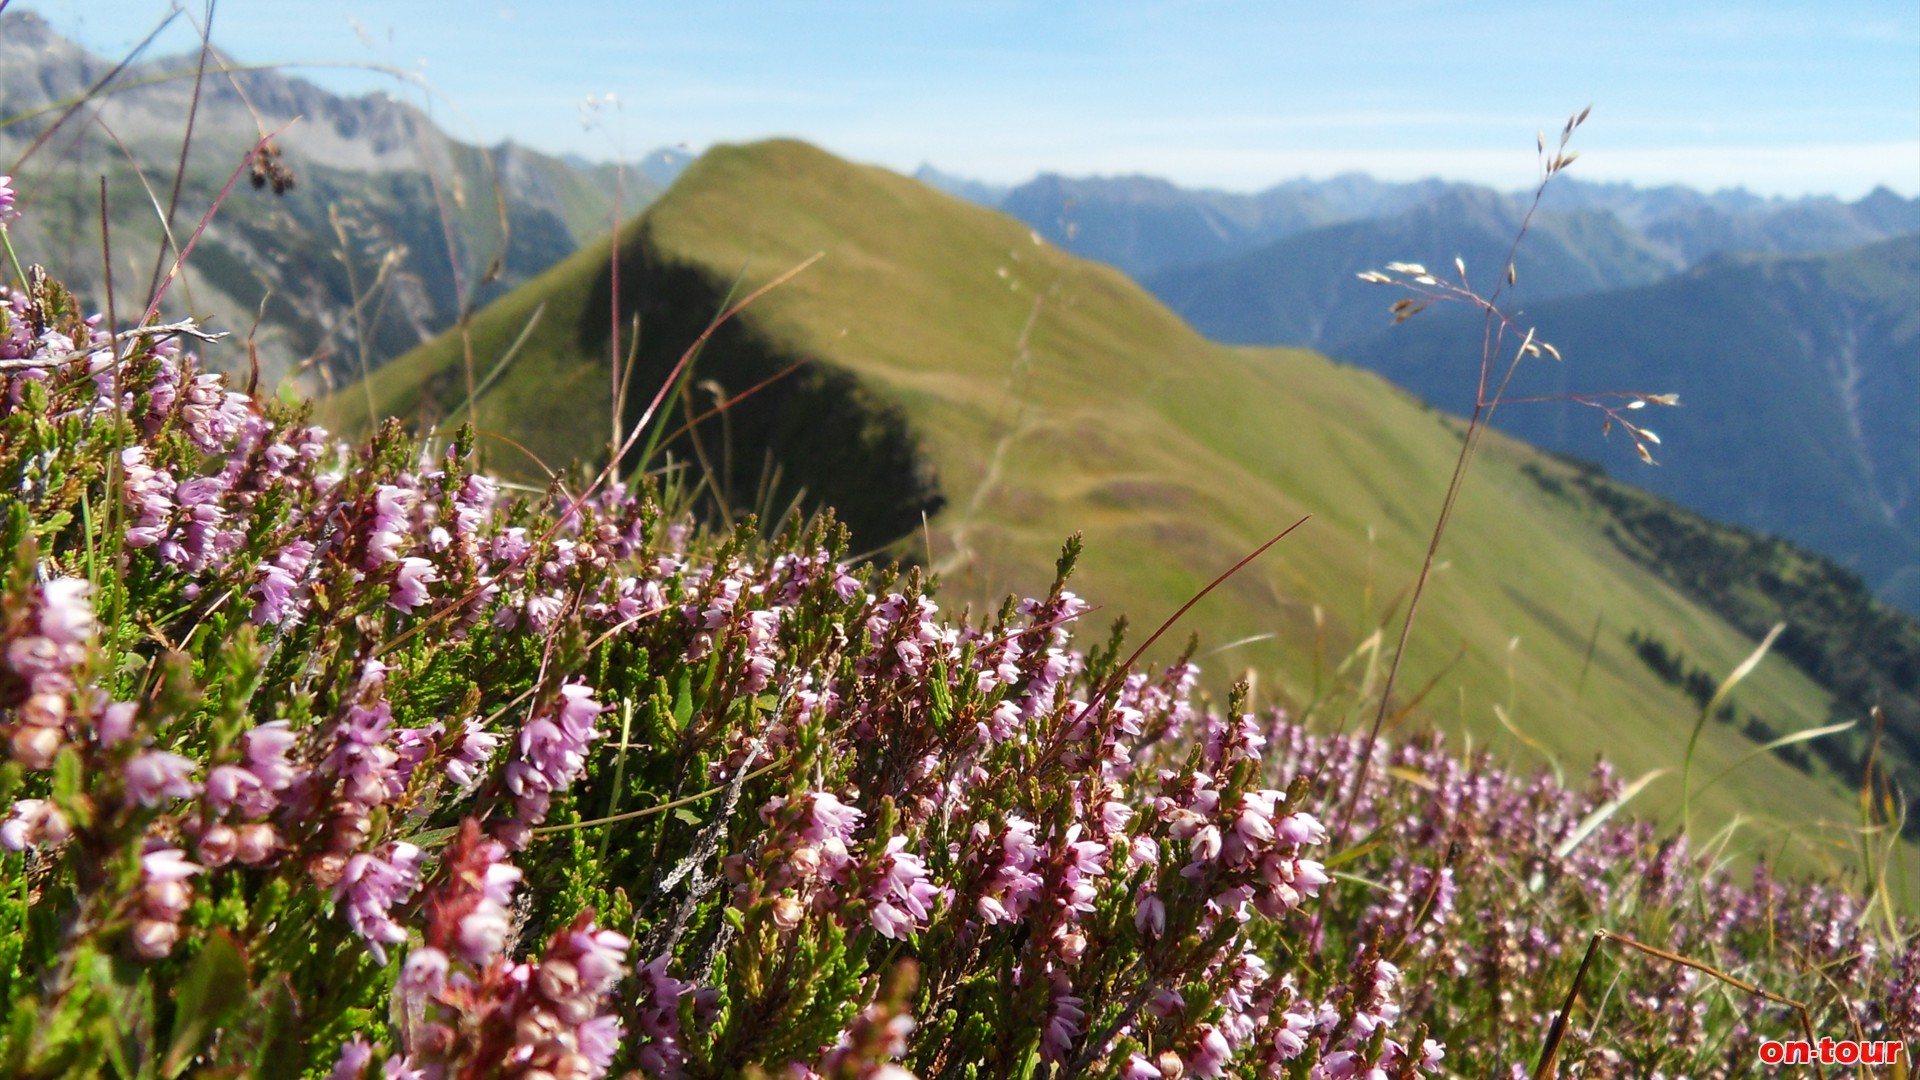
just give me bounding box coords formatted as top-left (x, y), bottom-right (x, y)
top-left (1048, 514), bottom-right (1309, 769)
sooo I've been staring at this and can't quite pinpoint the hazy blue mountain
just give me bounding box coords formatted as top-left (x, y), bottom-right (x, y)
top-left (1144, 186), bottom-right (1680, 349)
top-left (1267, 172), bottom-right (1466, 219)
top-left (0, 10), bottom-right (676, 390)
top-left (637, 147), bottom-right (697, 190)
top-left (1340, 235), bottom-right (1920, 613)
top-left (1854, 187), bottom-right (1920, 235)
top-left (977, 163), bottom-right (1919, 298)
top-left (1543, 178), bottom-right (1920, 262)
top-left (912, 164), bottom-right (1010, 208)
top-left (997, 173), bottom-right (1345, 278)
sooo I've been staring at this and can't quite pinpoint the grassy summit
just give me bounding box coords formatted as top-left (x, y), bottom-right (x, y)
top-left (341, 139), bottom-right (1892, 881)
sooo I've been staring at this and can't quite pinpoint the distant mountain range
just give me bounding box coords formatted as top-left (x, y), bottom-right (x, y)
top-left (1142, 186), bottom-right (1680, 348)
top-left (925, 161), bottom-right (1920, 287)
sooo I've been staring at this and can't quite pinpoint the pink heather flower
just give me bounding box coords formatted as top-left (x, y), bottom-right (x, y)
top-left (131, 918), bottom-right (182, 960)
top-left (392, 723), bottom-right (438, 783)
top-left (454, 474), bottom-right (496, 534)
top-left (364, 485), bottom-right (414, 566)
top-left (1290, 859), bottom-right (1331, 893)
top-left (1232, 792), bottom-right (1277, 846)
top-left (331, 695), bottom-right (402, 812)
top-left (1040, 989), bottom-right (1084, 1063)
top-left (38, 578), bottom-right (96, 645)
top-left (501, 683), bottom-right (604, 842)
top-left (244, 721), bottom-right (299, 789)
top-left (1272, 1008), bottom-right (1313, 1060)
top-left (175, 372), bottom-right (252, 452)
top-left (197, 824), bottom-right (237, 867)
top-left (983, 699), bottom-right (1021, 741)
top-left (633, 952), bottom-right (694, 1069)
top-left (233, 822), bottom-right (279, 865)
top-left (1146, 986), bottom-right (1185, 1020)
top-left (1275, 812), bottom-right (1327, 846)
top-left (869, 900), bottom-right (917, 940)
top-left (399, 947), bottom-right (449, 999)
top-left (802, 791), bottom-right (865, 842)
top-left (578, 1013), bottom-right (623, 1071)
top-left (333, 842), bottom-right (426, 964)
top-left (1312, 1051), bottom-right (1361, 1080)
top-left (1188, 824), bottom-right (1222, 865)
top-left (743, 653), bottom-right (776, 692)
top-left (490, 527), bottom-right (530, 564)
top-left (869, 835), bottom-right (942, 940)
top-left (523, 592), bottom-right (564, 632)
top-left (205, 765), bottom-right (267, 816)
top-left (133, 848), bottom-right (202, 959)
top-left (444, 719), bottom-right (501, 788)
top-left (0, 798), bottom-right (71, 851)
top-left (454, 855), bottom-right (523, 966)
top-left (1187, 1023), bottom-right (1232, 1079)
top-left (382, 1057), bottom-right (425, 1080)
top-left (0, 174), bottom-right (17, 222)
top-left (389, 557), bottom-right (440, 612)
top-left (1122, 1055), bottom-right (1163, 1080)
top-left (98, 701), bottom-right (137, 746)
top-left (124, 751), bottom-right (201, 807)
top-left (119, 446), bottom-right (175, 548)
top-left (1134, 892), bottom-right (1166, 937)
top-left (328, 1039), bottom-right (375, 1080)
top-left (252, 540), bottom-right (315, 625)
top-left (565, 925), bottom-right (631, 993)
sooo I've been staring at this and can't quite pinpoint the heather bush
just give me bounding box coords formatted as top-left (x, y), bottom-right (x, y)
top-left (0, 150), bottom-right (1912, 1080)
top-left (0, 190), bottom-right (1435, 1075)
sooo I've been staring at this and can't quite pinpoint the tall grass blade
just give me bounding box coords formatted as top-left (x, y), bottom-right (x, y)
top-left (1682, 622), bottom-right (1784, 833)
top-left (1554, 767), bottom-right (1671, 859)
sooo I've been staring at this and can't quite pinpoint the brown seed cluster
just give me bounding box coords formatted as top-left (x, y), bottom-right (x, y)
top-left (249, 141), bottom-right (298, 196)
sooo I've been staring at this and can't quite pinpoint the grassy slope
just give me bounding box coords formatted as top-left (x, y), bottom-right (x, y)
top-left (341, 140), bottom-right (1901, 889)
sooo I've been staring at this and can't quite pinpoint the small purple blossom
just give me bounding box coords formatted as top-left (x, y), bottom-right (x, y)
top-left (124, 751), bottom-right (201, 807)
top-left (333, 842), bottom-right (426, 964)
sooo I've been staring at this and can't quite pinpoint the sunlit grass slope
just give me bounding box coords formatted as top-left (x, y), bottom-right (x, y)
top-left (340, 139), bottom-right (1899, 888)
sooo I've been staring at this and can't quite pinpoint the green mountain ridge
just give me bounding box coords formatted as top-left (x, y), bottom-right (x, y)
top-left (343, 137), bottom-right (1913, 889)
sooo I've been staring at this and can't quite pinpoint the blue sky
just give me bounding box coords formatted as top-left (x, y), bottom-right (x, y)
top-left (21, 0), bottom-right (1920, 198)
